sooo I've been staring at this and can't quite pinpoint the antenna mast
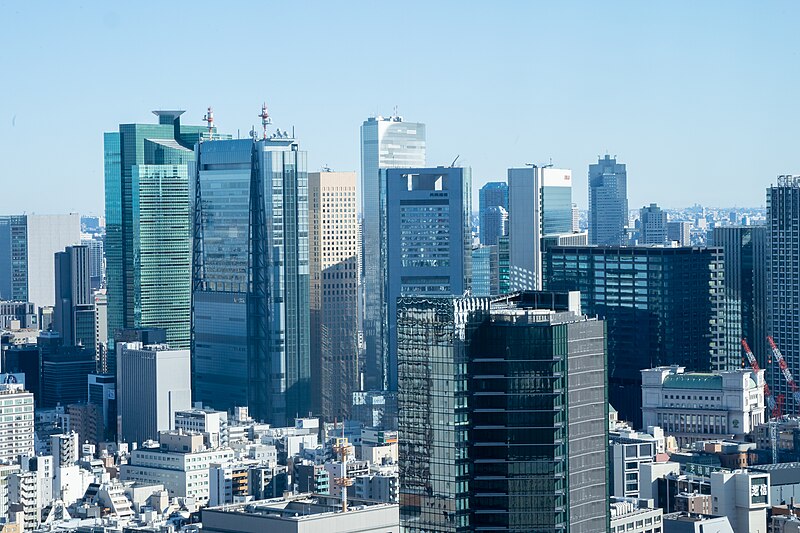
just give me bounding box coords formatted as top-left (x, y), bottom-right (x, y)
top-left (203, 107), bottom-right (214, 136)
top-left (258, 102), bottom-right (272, 140)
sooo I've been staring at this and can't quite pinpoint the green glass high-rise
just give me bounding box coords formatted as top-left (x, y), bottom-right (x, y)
top-left (104, 111), bottom-right (225, 355)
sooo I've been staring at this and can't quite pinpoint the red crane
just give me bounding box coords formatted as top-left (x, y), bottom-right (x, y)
top-left (742, 339), bottom-right (780, 418)
top-left (767, 336), bottom-right (800, 408)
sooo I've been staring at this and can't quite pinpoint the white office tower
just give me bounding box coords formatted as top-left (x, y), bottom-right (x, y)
top-left (26, 214), bottom-right (81, 309)
top-left (360, 115), bottom-right (425, 391)
top-left (508, 166), bottom-right (574, 291)
top-left (117, 342), bottom-right (191, 445)
top-left (0, 383), bottom-right (34, 462)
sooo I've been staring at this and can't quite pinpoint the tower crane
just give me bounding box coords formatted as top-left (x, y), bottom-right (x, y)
top-left (742, 339), bottom-right (780, 418)
top-left (767, 336), bottom-right (800, 408)
top-left (742, 338), bottom-right (780, 464)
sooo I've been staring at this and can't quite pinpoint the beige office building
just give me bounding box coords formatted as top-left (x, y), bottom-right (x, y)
top-left (309, 171), bottom-right (359, 421)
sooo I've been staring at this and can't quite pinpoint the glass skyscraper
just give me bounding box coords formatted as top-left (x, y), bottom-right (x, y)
top-left (104, 111), bottom-right (220, 350)
top-left (545, 245), bottom-right (726, 427)
top-left (508, 166), bottom-right (574, 291)
top-left (713, 225), bottom-right (767, 367)
top-left (470, 245), bottom-right (498, 296)
top-left (397, 292), bottom-right (608, 532)
top-left (0, 215), bottom-right (28, 301)
top-left (767, 176), bottom-right (800, 413)
top-left (588, 155), bottom-right (628, 246)
top-left (382, 166), bottom-right (472, 392)
top-left (192, 134), bottom-right (309, 426)
top-left (478, 181), bottom-right (508, 245)
top-left (360, 115), bottom-right (426, 391)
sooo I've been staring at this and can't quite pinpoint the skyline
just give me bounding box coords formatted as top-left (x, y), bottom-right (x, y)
top-left (3, 2), bottom-right (799, 214)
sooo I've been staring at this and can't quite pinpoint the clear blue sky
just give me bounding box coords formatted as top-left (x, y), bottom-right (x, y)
top-left (2, 1), bottom-right (797, 214)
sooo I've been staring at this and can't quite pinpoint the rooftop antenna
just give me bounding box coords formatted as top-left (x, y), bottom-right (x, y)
top-left (203, 107), bottom-right (214, 135)
top-left (258, 102), bottom-right (272, 140)
top-left (450, 155), bottom-right (460, 167)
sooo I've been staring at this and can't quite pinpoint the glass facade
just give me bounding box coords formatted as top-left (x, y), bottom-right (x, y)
top-left (588, 155), bottom-right (628, 246)
top-left (471, 245), bottom-right (498, 296)
top-left (104, 113), bottom-right (217, 351)
top-left (479, 182), bottom-right (508, 245)
top-left (545, 246), bottom-right (725, 427)
top-left (383, 167), bottom-right (471, 392)
top-left (398, 293), bottom-right (608, 532)
top-left (713, 226), bottom-right (767, 369)
top-left (0, 215), bottom-right (28, 301)
top-left (498, 236), bottom-right (510, 295)
top-left (541, 185), bottom-right (574, 235)
top-left (192, 137), bottom-right (310, 425)
top-left (360, 116), bottom-right (426, 391)
top-left (767, 177), bottom-right (800, 413)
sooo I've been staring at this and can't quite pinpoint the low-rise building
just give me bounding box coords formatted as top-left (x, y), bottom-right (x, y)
top-left (662, 512), bottom-right (733, 533)
top-left (201, 493), bottom-right (399, 533)
top-left (209, 460), bottom-right (258, 506)
top-left (641, 366), bottom-right (765, 446)
top-left (120, 431), bottom-right (234, 505)
top-left (750, 462), bottom-right (800, 507)
top-left (354, 465), bottom-right (398, 503)
top-left (610, 426), bottom-right (664, 498)
top-left (610, 497), bottom-right (663, 533)
top-left (174, 408), bottom-right (228, 448)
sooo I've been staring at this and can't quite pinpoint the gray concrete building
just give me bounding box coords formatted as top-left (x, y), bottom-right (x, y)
top-left (639, 203), bottom-right (667, 245)
top-left (117, 342), bottom-right (190, 444)
top-left (589, 155), bottom-right (628, 246)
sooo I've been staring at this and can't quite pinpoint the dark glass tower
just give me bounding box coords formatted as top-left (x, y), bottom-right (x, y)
top-left (398, 292), bottom-right (608, 532)
top-left (53, 245), bottom-right (94, 355)
top-left (545, 246), bottom-right (726, 427)
top-left (713, 225), bottom-right (767, 365)
top-left (767, 176), bottom-right (800, 413)
top-left (192, 134), bottom-right (309, 425)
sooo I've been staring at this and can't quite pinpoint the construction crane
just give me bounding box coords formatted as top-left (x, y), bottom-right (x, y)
top-left (767, 336), bottom-right (800, 408)
top-left (742, 339), bottom-right (780, 418)
top-left (742, 339), bottom-right (781, 464)
top-left (332, 426), bottom-right (354, 513)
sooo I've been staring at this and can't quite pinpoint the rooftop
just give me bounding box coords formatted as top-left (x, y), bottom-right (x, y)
top-left (205, 493), bottom-right (397, 521)
top-left (662, 374), bottom-right (722, 390)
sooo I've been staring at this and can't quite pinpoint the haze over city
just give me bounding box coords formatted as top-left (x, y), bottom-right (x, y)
top-left (2, 1), bottom-right (797, 213)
